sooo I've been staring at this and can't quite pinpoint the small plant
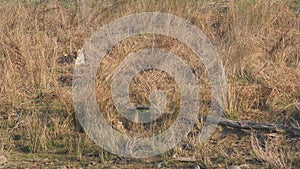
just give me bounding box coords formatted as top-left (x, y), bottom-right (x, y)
top-left (290, 0), bottom-right (300, 16)
top-left (24, 111), bottom-right (48, 154)
top-left (0, 122), bottom-right (13, 156)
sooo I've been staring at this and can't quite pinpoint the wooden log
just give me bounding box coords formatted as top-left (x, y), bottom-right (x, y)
top-left (213, 117), bottom-right (300, 137)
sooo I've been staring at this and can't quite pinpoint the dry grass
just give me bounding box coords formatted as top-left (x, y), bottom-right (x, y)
top-left (251, 133), bottom-right (293, 169)
top-left (0, 0), bottom-right (299, 168)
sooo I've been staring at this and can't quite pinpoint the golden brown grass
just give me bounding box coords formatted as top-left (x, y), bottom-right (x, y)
top-left (251, 133), bottom-right (293, 169)
top-left (0, 0), bottom-right (299, 168)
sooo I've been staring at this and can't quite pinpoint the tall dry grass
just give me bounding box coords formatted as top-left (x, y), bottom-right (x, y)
top-left (0, 0), bottom-right (299, 167)
top-left (251, 133), bottom-right (293, 169)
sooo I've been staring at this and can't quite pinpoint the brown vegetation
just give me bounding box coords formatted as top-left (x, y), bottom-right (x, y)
top-left (0, 0), bottom-right (299, 168)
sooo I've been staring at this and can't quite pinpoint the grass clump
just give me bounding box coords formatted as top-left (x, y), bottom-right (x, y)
top-left (0, 0), bottom-right (299, 168)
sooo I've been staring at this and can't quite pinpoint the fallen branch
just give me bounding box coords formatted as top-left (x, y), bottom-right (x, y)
top-left (172, 154), bottom-right (196, 162)
top-left (215, 117), bottom-right (300, 137)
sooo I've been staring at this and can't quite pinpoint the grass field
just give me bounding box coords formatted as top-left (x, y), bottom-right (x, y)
top-left (0, 0), bottom-right (300, 168)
